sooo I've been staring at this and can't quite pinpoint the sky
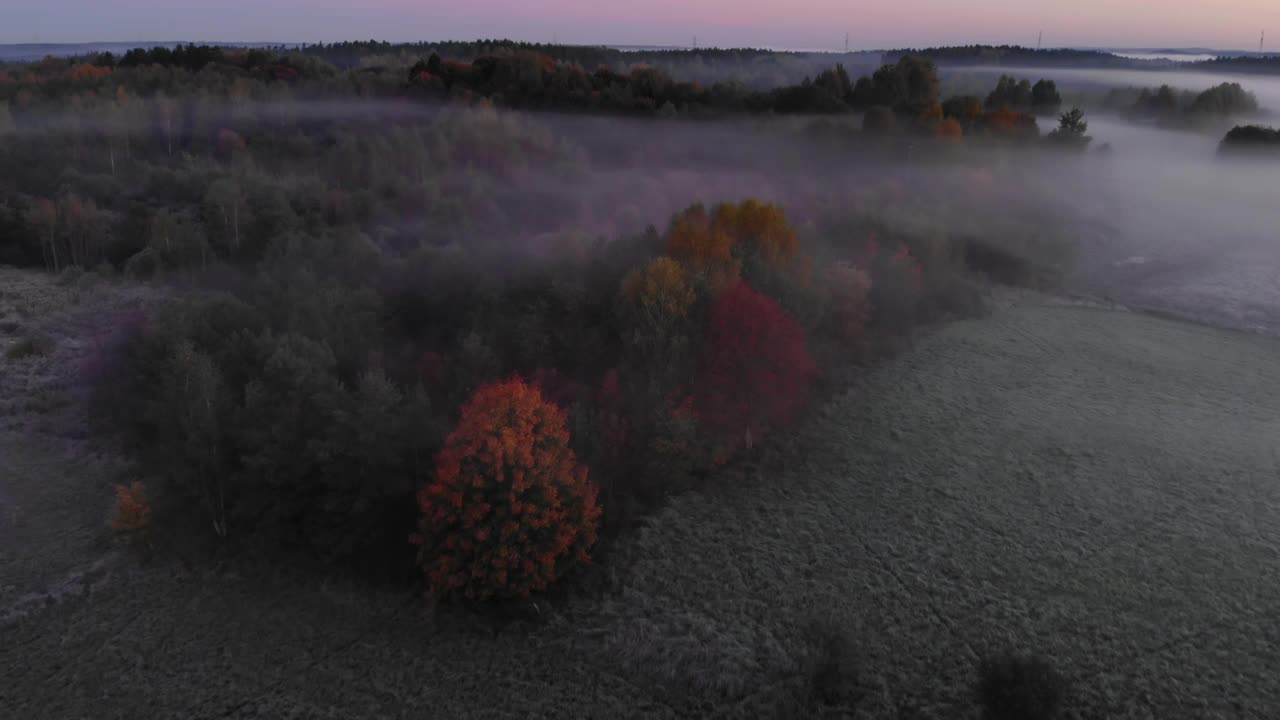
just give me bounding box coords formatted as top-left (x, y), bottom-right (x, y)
top-left (5, 0), bottom-right (1280, 52)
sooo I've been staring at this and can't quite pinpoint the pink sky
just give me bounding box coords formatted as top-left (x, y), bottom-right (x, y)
top-left (7, 0), bottom-right (1280, 51)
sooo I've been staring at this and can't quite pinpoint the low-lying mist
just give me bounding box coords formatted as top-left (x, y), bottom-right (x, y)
top-left (945, 64), bottom-right (1280, 115)
top-left (6, 80), bottom-right (1280, 331)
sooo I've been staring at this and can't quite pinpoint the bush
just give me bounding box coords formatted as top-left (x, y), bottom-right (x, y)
top-left (800, 618), bottom-right (862, 707)
top-left (413, 378), bottom-right (602, 600)
top-left (974, 652), bottom-right (1068, 720)
top-left (5, 332), bottom-right (54, 360)
top-left (864, 234), bottom-right (923, 334)
top-left (825, 264), bottom-right (873, 350)
top-left (111, 481), bottom-right (151, 536)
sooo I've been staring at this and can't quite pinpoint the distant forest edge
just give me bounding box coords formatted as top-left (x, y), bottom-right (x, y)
top-left (0, 40), bottom-right (1271, 155)
top-left (4, 40), bottom-right (1280, 75)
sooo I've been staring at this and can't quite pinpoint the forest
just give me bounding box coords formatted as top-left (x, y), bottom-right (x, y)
top-left (0, 41), bottom-right (1091, 574)
top-left (4, 37), bottom-right (1278, 719)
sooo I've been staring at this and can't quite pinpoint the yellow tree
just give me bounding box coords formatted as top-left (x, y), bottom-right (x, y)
top-left (664, 203), bottom-right (739, 291)
top-left (620, 256), bottom-right (697, 391)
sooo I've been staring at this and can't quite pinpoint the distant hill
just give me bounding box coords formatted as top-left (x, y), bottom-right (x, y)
top-left (1194, 55), bottom-right (1280, 74)
top-left (0, 41), bottom-right (288, 62)
top-left (882, 45), bottom-right (1160, 69)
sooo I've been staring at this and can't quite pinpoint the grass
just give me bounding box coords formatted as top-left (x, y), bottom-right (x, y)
top-left (2, 287), bottom-right (1280, 717)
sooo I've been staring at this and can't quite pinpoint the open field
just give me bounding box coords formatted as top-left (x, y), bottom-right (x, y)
top-left (2, 271), bottom-right (1279, 718)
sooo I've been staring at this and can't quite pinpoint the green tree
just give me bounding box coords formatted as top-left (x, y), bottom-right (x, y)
top-left (1048, 108), bottom-right (1092, 150)
top-left (0, 101), bottom-right (16, 137)
top-left (1030, 80), bottom-right (1062, 114)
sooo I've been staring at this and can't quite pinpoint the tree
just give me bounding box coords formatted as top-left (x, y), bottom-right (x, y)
top-left (204, 179), bottom-right (245, 257)
top-left (863, 106), bottom-right (895, 134)
top-left (1188, 82), bottom-right (1259, 118)
top-left (1219, 124), bottom-right (1280, 153)
top-left (619, 256), bottom-right (696, 381)
top-left (159, 341), bottom-right (233, 537)
top-left (665, 203), bottom-right (740, 291)
top-left (813, 64), bottom-right (853, 101)
top-left (986, 75), bottom-right (1032, 111)
top-left (714, 198), bottom-right (800, 271)
top-left (942, 95), bottom-right (984, 126)
top-left (155, 95), bottom-right (178, 157)
top-left (1047, 108), bottom-right (1091, 149)
top-left (1030, 80), bottom-right (1061, 114)
top-left (27, 197), bottom-right (59, 271)
top-left (696, 282), bottom-right (816, 454)
top-left (413, 378), bottom-right (601, 600)
top-left (860, 56), bottom-right (939, 116)
top-left (0, 101), bottom-right (15, 137)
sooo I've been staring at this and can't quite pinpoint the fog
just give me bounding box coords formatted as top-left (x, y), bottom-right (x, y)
top-left (946, 64), bottom-right (1280, 119)
top-left (1064, 115), bottom-right (1280, 332)
top-left (527, 104), bottom-right (1280, 334)
top-left (6, 76), bottom-right (1280, 332)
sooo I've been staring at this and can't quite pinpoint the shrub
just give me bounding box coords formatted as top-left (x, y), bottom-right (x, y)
top-left (696, 282), bottom-right (816, 454)
top-left (111, 481), bottom-right (151, 535)
top-left (863, 233), bottom-right (924, 334)
top-left (800, 618), bottom-right (862, 707)
top-left (5, 332), bottom-right (54, 360)
top-left (413, 378), bottom-right (601, 600)
top-left (974, 652), bottom-right (1068, 720)
top-left (825, 264), bottom-right (873, 350)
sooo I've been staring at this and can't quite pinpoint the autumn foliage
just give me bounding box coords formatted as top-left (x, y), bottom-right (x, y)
top-left (696, 282), bottom-right (816, 454)
top-left (111, 481), bottom-right (151, 534)
top-left (665, 204), bottom-right (740, 290)
top-left (413, 379), bottom-right (601, 600)
top-left (712, 199), bottom-right (800, 270)
top-left (664, 199), bottom-right (804, 291)
top-left (69, 64), bottom-right (112, 82)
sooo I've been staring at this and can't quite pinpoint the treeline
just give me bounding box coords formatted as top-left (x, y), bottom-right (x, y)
top-left (301, 39), bottom-right (881, 89)
top-left (409, 50), bottom-right (1091, 147)
top-left (883, 45), bottom-right (1153, 68)
top-left (1220, 125), bottom-right (1280, 153)
top-left (1101, 82), bottom-right (1259, 127)
top-left (983, 75), bottom-right (1062, 115)
top-left (1194, 55), bottom-right (1280, 75)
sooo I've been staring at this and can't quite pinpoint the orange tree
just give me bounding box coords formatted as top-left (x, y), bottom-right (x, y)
top-left (412, 378), bottom-right (601, 600)
top-left (665, 203), bottom-right (740, 291)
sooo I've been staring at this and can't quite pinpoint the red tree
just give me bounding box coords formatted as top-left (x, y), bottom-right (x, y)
top-left (412, 379), bottom-right (601, 600)
top-left (696, 282), bottom-right (816, 454)
top-left (111, 481), bottom-right (151, 534)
